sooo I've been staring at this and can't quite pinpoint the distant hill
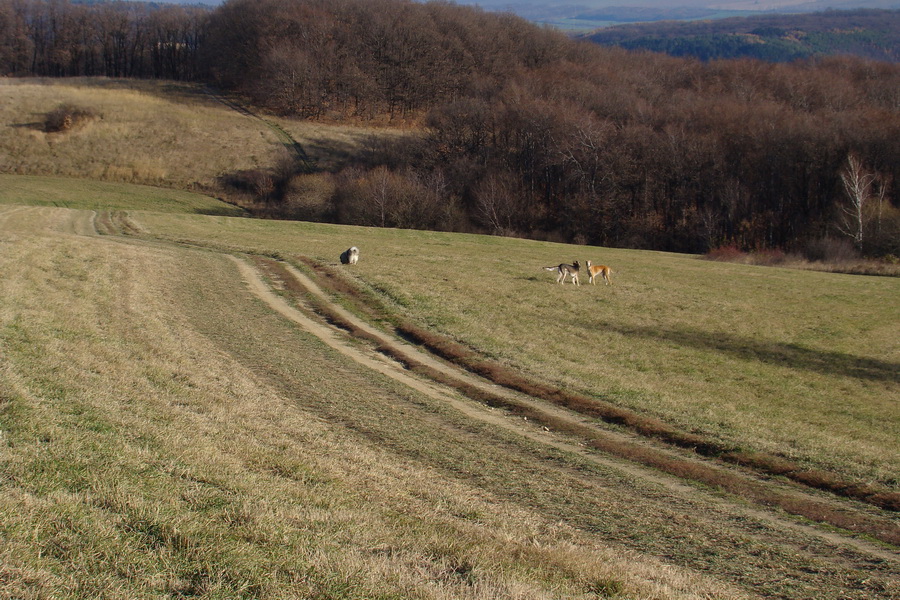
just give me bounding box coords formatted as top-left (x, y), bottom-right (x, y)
top-left (446, 0), bottom-right (900, 31)
top-left (580, 8), bottom-right (900, 62)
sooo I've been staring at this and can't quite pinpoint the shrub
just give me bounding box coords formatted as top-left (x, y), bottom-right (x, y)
top-left (44, 104), bottom-right (98, 133)
top-left (803, 237), bottom-right (860, 263)
top-left (752, 248), bottom-right (788, 266)
top-left (704, 244), bottom-right (746, 262)
top-left (283, 173), bottom-right (335, 221)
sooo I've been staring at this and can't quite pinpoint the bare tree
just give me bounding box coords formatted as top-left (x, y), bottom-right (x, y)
top-left (837, 153), bottom-right (882, 251)
top-left (475, 172), bottom-right (521, 236)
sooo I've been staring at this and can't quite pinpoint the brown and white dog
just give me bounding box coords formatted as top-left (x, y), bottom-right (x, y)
top-left (586, 260), bottom-right (613, 285)
top-left (544, 260), bottom-right (580, 285)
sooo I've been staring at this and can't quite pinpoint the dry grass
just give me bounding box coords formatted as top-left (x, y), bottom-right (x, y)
top-left (0, 78), bottom-right (410, 194)
top-left (1, 210), bottom-right (746, 599)
top-left (704, 244), bottom-right (900, 277)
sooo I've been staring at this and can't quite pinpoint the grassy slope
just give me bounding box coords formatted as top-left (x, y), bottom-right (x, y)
top-left (1, 203), bottom-right (753, 599)
top-left (133, 211), bottom-right (900, 489)
top-left (0, 78), bottom-right (407, 192)
top-left (0, 174), bottom-right (245, 216)
top-left (3, 199), bottom-right (899, 600)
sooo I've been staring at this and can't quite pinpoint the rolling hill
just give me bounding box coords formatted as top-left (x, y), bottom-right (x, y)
top-left (581, 8), bottom-right (900, 61)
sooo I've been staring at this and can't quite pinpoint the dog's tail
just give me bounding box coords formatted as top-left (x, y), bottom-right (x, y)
top-left (543, 266), bottom-right (558, 271)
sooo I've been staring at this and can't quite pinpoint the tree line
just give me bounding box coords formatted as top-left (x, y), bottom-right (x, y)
top-left (2, 0), bottom-right (898, 256)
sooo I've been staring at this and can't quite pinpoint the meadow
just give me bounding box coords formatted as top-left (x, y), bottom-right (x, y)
top-left (0, 78), bottom-right (407, 192)
top-left (0, 78), bottom-right (897, 599)
top-left (129, 209), bottom-right (900, 490)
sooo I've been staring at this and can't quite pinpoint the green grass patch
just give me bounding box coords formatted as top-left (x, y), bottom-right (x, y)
top-left (0, 174), bottom-right (243, 216)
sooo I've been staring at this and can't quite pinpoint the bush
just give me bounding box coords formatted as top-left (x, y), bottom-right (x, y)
top-left (44, 104), bottom-right (98, 133)
top-left (803, 237), bottom-right (860, 263)
top-left (752, 248), bottom-right (788, 266)
top-left (704, 245), bottom-right (746, 262)
top-left (283, 173), bottom-right (335, 221)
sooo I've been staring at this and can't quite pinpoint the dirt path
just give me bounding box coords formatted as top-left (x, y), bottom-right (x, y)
top-left (232, 256), bottom-right (900, 566)
top-left (203, 88), bottom-right (314, 170)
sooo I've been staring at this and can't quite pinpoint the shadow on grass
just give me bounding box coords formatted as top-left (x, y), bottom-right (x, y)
top-left (602, 322), bottom-right (899, 383)
top-left (193, 206), bottom-right (247, 217)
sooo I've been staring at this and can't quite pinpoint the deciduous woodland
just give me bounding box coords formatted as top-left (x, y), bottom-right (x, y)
top-left (2, 0), bottom-right (899, 256)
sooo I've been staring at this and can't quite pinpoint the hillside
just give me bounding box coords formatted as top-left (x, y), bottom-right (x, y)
top-left (4, 14), bottom-right (900, 258)
top-left (438, 0), bottom-right (900, 30)
top-left (0, 177), bottom-right (897, 598)
top-left (581, 8), bottom-right (900, 61)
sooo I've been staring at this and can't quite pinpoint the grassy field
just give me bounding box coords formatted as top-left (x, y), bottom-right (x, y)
top-left (0, 174), bottom-right (245, 216)
top-left (130, 209), bottom-right (900, 490)
top-left (1, 179), bottom-right (897, 598)
top-left (0, 78), bottom-right (408, 192)
top-left (0, 195), bottom-right (759, 599)
top-left (1, 78), bottom-right (898, 598)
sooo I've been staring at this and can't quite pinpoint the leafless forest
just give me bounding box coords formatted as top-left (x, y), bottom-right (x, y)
top-left (2, 0), bottom-right (899, 256)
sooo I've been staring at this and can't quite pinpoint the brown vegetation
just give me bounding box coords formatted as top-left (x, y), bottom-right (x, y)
top-left (704, 239), bottom-right (900, 275)
top-left (43, 103), bottom-right (99, 133)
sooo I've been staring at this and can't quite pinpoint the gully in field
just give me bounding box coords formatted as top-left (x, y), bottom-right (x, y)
top-left (544, 260), bottom-right (580, 285)
top-left (586, 260), bottom-right (613, 285)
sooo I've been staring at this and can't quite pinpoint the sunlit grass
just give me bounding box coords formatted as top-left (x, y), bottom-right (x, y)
top-left (131, 210), bottom-right (900, 488)
top-left (0, 174), bottom-right (244, 216)
top-left (0, 214), bottom-right (741, 599)
top-left (0, 78), bottom-right (413, 192)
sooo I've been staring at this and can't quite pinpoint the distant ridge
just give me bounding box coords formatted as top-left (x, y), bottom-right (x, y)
top-left (580, 8), bottom-right (900, 62)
